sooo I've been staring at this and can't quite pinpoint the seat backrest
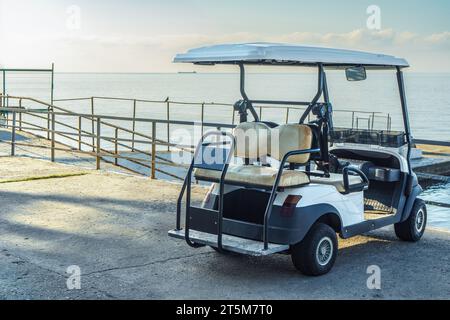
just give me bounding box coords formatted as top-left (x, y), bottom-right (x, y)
top-left (271, 124), bottom-right (313, 164)
top-left (233, 122), bottom-right (271, 160)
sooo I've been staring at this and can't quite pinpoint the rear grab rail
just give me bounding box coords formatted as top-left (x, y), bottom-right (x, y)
top-left (176, 132), bottom-right (321, 252)
top-left (262, 148), bottom-right (321, 250)
top-left (177, 131), bottom-right (236, 251)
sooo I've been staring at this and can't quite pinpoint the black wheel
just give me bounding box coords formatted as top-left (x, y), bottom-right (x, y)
top-left (395, 199), bottom-right (427, 242)
top-left (291, 223), bottom-right (338, 276)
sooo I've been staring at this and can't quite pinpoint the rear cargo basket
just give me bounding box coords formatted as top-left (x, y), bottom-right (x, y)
top-left (330, 128), bottom-right (406, 148)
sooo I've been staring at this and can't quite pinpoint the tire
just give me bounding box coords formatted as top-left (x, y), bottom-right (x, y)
top-left (395, 199), bottom-right (427, 242)
top-left (291, 223), bottom-right (338, 276)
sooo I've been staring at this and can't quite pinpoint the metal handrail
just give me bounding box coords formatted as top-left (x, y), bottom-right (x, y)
top-left (52, 95), bottom-right (388, 114)
top-left (2, 95), bottom-right (237, 180)
top-left (2, 94), bottom-right (449, 185)
top-left (50, 95), bottom-right (393, 137)
top-left (179, 131), bottom-right (235, 250)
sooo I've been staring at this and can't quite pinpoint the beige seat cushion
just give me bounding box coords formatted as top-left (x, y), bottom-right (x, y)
top-left (271, 124), bottom-right (313, 164)
top-left (233, 122), bottom-right (271, 159)
top-left (310, 173), bottom-right (363, 193)
top-left (195, 165), bottom-right (310, 188)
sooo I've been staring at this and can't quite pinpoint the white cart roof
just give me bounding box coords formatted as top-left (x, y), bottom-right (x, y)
top-left (174, 43), bottom-right (409, 68)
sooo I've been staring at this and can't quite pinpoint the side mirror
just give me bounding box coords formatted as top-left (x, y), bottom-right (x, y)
top-left (346, 66), bottom-right (367, 81)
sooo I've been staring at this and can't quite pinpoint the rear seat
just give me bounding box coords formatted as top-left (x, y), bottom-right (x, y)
top-left (194, 122), bottom-right (313, 189)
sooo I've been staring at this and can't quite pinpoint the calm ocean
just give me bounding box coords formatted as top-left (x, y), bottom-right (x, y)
top-left (4, 72), bottom-right (450, 139)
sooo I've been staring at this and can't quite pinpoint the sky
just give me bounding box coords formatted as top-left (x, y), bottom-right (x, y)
top-left (0, 0), bottom-right (449, 72)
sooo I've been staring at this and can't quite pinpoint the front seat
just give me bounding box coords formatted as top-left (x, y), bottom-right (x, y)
top-left (310, 173), bottom-right (363, 193)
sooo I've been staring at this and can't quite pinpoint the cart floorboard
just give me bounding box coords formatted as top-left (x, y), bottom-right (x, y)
top-left (168, 229), bottom-right (289, 256)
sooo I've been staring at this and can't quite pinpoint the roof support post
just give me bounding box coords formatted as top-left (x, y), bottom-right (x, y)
top-left (298, 64), bottom-right (332, 173)
top-left (238, 63), bottom-right (260, 122)
top-left (396, 67), bottom-right (413, 176)
top-left (300, 64), bottom-right (325, 124)
top-left (321, 69), bottom-right (331, 168)
top-left (322, 69), bottom-right (330, 104)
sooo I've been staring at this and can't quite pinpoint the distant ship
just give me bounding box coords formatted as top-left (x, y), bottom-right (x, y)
top-left (178, 71), bottom-right (197, 74)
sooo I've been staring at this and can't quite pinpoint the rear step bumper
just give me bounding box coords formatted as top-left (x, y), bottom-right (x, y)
top-left (168, 229), bottom-right (289, 256)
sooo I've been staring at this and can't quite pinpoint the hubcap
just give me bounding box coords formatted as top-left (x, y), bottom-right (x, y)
top-left (316, 237), bottom-right (333, 266)
top-left (415, 209), bottom-right (425, 233)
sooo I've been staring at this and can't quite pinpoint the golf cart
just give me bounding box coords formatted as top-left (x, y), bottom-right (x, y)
top-left (168, 43), bottom-right (426, 276)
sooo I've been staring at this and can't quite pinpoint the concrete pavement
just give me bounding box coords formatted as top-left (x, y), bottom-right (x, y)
top-left (0, 157), bottom-right (448, 300)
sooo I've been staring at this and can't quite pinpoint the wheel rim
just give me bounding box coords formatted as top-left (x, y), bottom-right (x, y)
top-left (415, 208), bottom-right (425, 233)
top-left (316, 237), bottom-right (333, 266)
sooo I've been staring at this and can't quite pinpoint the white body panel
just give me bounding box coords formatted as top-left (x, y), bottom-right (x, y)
top-left (273, 184), bottom-right (364, 227)
top-left (212, 183), bottom-right (365, 228)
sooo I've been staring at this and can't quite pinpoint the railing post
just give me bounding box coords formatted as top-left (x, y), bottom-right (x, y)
top-left (4, 107), bottom-right (8, 127)
top-left (96, 117), bottom-right (101, 170)
top-left (151, 121), bottom-right (156, 179)
top-left (51, 108), bottom-right (55, 162)
top-left (78, 116), bottom-right (82, 151)
top-left (371, 112), bottom-right (376, 131)
top-left (232, 108), bottom-right (235, 125)
top-left (201, 102), bottom-right (205, 136)
top-left (18, 98), bottom-right (22, 131)
top-left (91, 97), bottom-right (95, 152)
top-left (114, 127), bottom-right (119, 166)
top-left (351, 112), bottom-right (355, 129)
top-left (132, 99), bottom-right (137, 152)
top-left (166, 99), bottom-right (170, 152)
top-left (286, 107), bottom-right (290, 124)
top-left (47, 105), bottom-right (51, 140)
top-left (11, 111), bottom-right (16, 156)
